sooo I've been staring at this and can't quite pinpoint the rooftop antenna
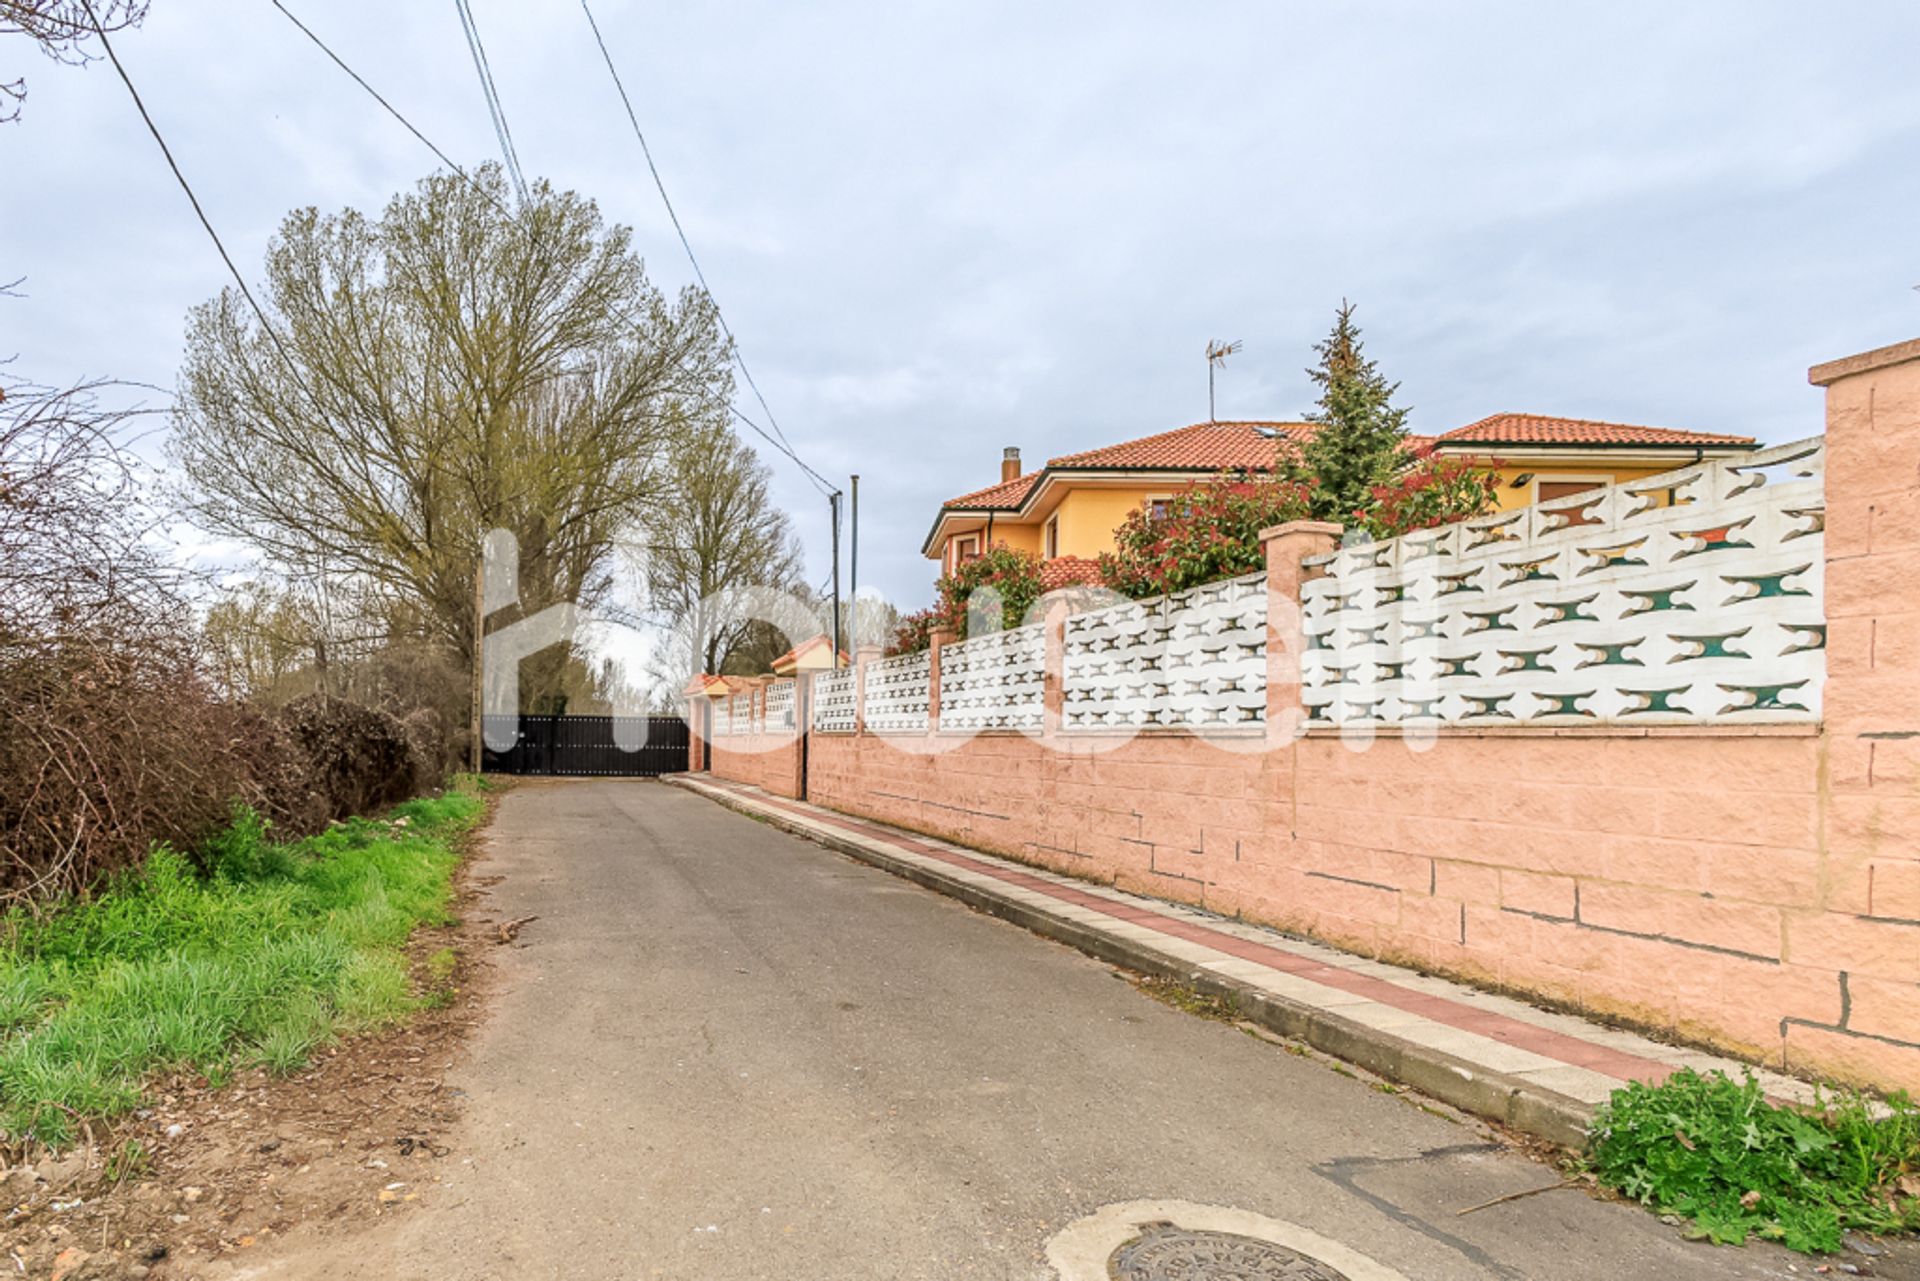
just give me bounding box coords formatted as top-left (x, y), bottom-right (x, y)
top-left (1205, 339), bottom-right (1241, 422)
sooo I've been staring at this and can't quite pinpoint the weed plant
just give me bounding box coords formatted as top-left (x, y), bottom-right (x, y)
top-left (0, 784), bottom-right (482, 1147)
top-left (1590, 1068), bottom-right (1920, 1253)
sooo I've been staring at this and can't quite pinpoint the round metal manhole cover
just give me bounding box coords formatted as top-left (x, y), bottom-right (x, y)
top-left (1109, 1221), bottom-right (1352, 1281)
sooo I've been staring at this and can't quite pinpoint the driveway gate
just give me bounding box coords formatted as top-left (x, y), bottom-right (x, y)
top-left (480, 714), bottom-right (690, 777)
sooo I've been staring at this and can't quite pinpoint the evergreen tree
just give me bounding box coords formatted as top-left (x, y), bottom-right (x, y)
top-left (1283, 301), bottom-right (1412, 524)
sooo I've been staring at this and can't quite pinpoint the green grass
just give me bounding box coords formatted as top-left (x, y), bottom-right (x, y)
top-left (0, 781), bottom-right (485, 1149)
top-left (1589, 1068), bottom-right (1920, 1253)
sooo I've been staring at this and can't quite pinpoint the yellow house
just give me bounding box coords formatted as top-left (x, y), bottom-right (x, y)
top-left (770, 634), bottom-right (849, 674)
top-left (921, 414), bottom-right (1757, 584)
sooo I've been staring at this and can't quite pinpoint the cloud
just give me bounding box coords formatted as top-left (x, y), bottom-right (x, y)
top-left (5, 0), bottom-right (1918, 617)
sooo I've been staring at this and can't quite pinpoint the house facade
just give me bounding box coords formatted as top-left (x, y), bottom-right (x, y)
top-left (921, 414), bottom-right (1757, 584)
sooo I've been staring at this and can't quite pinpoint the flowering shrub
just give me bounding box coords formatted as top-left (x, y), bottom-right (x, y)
top-left (886, 605), bottom-right (951, 657)
top-left (1097, 454), bottom-right (1497, 601)
top-left (1360, 444), bottom-right (1500, 538)
top-left (1098, 473), bottom-right (1311, 599)
top-left (888, 544), bottom-right (1046, 654)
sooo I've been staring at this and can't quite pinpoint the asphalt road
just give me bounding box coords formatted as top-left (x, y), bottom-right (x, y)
top-left (219, 778), bottom-right (1846, 1281)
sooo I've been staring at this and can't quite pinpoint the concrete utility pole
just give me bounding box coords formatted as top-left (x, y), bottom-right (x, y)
top-left (849, 474), bottom-right (860, 649)
top-left (830, 491), bottom-right (843, 660)
top-left (469, 558), bottom-right (485, 774)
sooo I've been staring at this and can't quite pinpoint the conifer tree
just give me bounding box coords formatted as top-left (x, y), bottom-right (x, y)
top-left (1283, 301), bottom-right (1412, 524)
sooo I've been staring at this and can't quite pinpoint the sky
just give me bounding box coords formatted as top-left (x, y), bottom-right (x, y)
top-left (5, 0), bottom-right (1919, 614)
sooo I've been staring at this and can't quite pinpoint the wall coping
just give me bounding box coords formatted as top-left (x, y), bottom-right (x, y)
top-left (1809, 336), bottom-right (1920, 386)
top-left (838, 723), bottom-right (1821, 742)
top-left (1259, 519), bottom-right (1345, 541)
top-left (1301, 723), bottom-right (1820, 740)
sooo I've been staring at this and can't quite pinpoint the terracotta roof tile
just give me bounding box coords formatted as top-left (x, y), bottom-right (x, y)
top-left (1038, 555), bottom-right (1104, 591)
top-left (941, 471), bottom-right (1042, 511)
top-left (1438, 413), bottom-right (1756, 448)
top-left (1047, 420), bottom-right (1310, 471)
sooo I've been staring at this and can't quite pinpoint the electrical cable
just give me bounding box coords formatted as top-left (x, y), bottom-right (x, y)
top-left (579, 0), bottom-right (810, 473)
top-left (451, 0), bottom-right (528, 204)
top-left (267, 0), bottom-right (839, 498)
top-left (79, 0), bottom-right (313, 398)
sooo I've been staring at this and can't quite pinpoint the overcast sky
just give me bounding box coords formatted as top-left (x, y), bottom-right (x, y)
top-left (6, 0), bottom-right (1918, 610)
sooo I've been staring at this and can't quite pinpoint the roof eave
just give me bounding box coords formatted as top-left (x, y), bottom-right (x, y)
top-left (1436, 438), bottom-right (1758, 452)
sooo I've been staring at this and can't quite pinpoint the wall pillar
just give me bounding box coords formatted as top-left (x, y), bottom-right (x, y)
top-left (687, 697), bottom-right (707, 773)
top-left (1040, 593), bottom-right (1071, 739)
top-left (1802, 337), bottom-right (1920, 1084)
top-left (1259, 520), bottom-right (1343, 741)
top-left (928, 624), bottom-right (956, 734)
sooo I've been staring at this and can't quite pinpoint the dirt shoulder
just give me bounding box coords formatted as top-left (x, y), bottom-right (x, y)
top-left (1, 796), bottom-right (510, 1281)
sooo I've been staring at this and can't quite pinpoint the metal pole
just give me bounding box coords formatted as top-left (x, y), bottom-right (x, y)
top-left (830, 491), bottom-right (843, 660)
top-left (1209, 360), bottom-right (1216, 422)
top-left (849, 474), bottom-right (860, 648)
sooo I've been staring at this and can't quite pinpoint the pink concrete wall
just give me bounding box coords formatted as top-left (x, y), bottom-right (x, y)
top-left (806, 727), bottom-right (1856, 1077)
top-left (709, 729), bottom-right (804, 799)
top-left (794, 340), bottom-right (1920, 1092)
top-left (706, 687), bottom-right (806, 799)
top-left (687, 704), bottom-right (707, 774)
top-left (1801, 338), bottom-right (1920, 1086)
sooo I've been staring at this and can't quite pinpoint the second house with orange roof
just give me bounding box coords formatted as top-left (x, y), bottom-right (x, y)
top-left (921, 413), bottom-right (1757, 585)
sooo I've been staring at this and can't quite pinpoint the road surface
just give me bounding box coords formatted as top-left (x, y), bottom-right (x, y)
top-left (218, 778), bottom-right (1841, 1281)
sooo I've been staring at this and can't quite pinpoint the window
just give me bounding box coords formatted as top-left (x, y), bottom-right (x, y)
top-left (1146, 493), bottom-right (1173, 520)
top-left (953, 534), bottom-right (980, 566)
top-left (1044, 515), bottom-right (1059, 559)
top-left (1534, 477), bottom-right (1607, 527)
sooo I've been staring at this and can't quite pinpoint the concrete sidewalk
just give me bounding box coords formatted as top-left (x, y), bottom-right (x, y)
top-left (672, 774), bottom-right (1819, 1147)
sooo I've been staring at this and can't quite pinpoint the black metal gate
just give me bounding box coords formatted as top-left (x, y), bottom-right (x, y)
top-left (480, 714), bottom-right (690, 777)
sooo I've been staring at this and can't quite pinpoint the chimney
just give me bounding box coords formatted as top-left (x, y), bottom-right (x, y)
top-left (1001, 446), bottom-right (1021, 483)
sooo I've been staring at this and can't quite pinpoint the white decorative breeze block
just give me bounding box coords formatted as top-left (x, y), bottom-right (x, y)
top-left (938, 624), bottom-right (1045, 732)
top-left (1298, 437), bottom-right (1826, 726)
top-left (811, 668), bottom-right (857, 734)
top-left (764, 679), bottom-right (797, 733)
top-left (1062, 570), bottom-right (1268, 730)
top-left (863, 651), bottom-right (932, 734)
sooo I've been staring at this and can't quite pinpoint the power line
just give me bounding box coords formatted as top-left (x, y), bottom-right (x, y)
top-left (270, 1), bottom-right (475, 182)
top-left (77, 0), bottom-right (310, 393)
top-left (578, 0), bottom-right (810, 474)
top-left (451, 0), bottom-right (528, 204)
top-left (265, 0), bottom-right (839, 498)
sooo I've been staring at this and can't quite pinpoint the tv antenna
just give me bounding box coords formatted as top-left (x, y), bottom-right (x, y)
top-left (1205, 339), bottom-right (1241, 422)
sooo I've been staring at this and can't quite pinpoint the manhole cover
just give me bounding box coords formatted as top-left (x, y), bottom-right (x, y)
top-left (1109, 1221), bottom-right (1353, 1281)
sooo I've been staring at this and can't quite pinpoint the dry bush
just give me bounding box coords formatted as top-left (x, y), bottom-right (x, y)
top-left (0, 380), bottom-right (243, 905)
top-left (397, 706), bottom-right (456, 794)
top-left (0, 635), bottom-right (254, 904)
top-left (276, 696), bottom-right (418, 824)
top-left (221, 702), bottom-right (330, 840)
top-left (0, 380), bottom-right (453, 908)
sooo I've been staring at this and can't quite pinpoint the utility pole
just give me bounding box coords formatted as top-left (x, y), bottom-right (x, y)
top-left (849, 474), bottom-right (860, 650)
top-left (469, 557), bottom-right (485, 774)
top-left (829, 491), bottom-right (843, 660)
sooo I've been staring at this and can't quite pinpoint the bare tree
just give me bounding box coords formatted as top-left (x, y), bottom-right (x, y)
top-left (643, 417), bottom-right (805, 678)
top-left (171, 165), bottom-right (733, 708)
top-left (0, 0), bottom-right (148, 124)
